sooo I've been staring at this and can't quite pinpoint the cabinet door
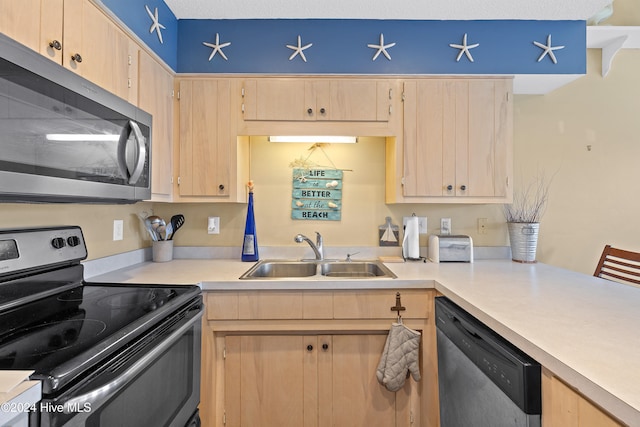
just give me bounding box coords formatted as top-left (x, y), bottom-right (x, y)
top-left (402, 79), bottom-right (512, 200)
top-left (242, 79), bottom-right (390, 122)
top-left (63, 0), bottom-right (130, 99)
top-left (402, 80), bottom-right (446, 197)
top-left (322, 334), bottom-right (404, 427)
top-left (320, 80), bottom-right (390, 122)
top-left (138, 51), bottom-right (173, 200)
top-left (224, 334), bottom-right (409, 427)
top-left (242, 79), bottom-right (310, 121)
top-left (542, 369), bottom-right (623, 427)
top-left (467, 79), bottom-right (512, 198)
top-left (0, 0), bottom-right (44, 52)
top-left (225, 335), bottom-right (318, 427)
top-left (179, 79), bottom-right (231, 197)
top-left (40, 0), bottom-right (64, 63)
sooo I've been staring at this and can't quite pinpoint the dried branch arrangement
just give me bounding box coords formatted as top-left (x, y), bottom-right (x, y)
top-left (504, 172), bottom-right (553, 223)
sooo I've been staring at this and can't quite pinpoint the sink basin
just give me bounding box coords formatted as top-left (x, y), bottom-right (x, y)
top-left (239, 260), bottom-right (396, 279)
top-left (239, 261), bottom-right (318, 279)
top-left (320, 261), bottom-right (397, 278)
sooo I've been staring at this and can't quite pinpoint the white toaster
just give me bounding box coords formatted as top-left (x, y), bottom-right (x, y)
top-left (428, 235), bottom-right (474, 263)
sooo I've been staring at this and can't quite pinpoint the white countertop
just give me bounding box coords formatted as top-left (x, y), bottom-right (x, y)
top-left (0, 379), bottom-right (41, 426)
top-left (89, 258), bottom-right (640, 426)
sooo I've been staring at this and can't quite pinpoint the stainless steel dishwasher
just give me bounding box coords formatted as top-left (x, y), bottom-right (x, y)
top-left (435, 297), bottom-right (541, 427)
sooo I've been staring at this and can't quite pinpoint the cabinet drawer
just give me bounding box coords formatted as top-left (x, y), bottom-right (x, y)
top-left (235, 291), bottom-right (308, 319)
top-left (207, 291), bottom-right (333, 320)
top-left (206, 292), bottom-right (239, 320)
top-left (207, 290), bottom-right (431, 320)
top-left (333, 289), bottom-right (432, 319)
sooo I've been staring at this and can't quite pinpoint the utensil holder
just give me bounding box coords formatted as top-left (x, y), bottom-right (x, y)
top-left (152, 240), bottom-right (173, 262)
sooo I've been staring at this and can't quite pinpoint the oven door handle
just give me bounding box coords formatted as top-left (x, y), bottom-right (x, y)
top-left (61, 310), bottom-right (202, 414)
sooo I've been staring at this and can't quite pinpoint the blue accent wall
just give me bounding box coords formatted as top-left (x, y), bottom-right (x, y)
top-left (98, 1), bottom-right (585, 76)
top-left (100, 0), bottom-right (178, 70)
top-left (177, 19), bottom-right (585, 75)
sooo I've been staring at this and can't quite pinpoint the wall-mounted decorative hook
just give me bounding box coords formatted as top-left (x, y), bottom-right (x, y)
top-left (390, 292), bottom-right (406, 322)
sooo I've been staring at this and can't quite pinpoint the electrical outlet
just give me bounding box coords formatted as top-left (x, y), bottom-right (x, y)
top-left (440, 218), bottom-right (451, 235)
top-left (403, 216), bottom-right (427, 234)
top-left (113, 219), bottom-right (124, 241)
top-left (417, 217), bottom-right (427, 234)
top-left (478, 218), bottom-right (488, 234)
top-left (207, 217), bottom-right (220, 234)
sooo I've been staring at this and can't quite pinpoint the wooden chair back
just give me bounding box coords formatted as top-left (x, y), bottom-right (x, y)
top-left (593, 245), bottom-right (640, 286)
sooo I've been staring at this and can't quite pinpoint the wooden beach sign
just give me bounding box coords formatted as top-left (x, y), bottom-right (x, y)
top-left (292, 168), bottom-right (343, 221)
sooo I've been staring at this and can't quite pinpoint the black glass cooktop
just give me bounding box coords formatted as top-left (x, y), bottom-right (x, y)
top-left (0, 282), bottom-right (196, 374)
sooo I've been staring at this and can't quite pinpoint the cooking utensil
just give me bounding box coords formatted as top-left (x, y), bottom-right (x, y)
top-left (168, 215), bottom-right (185, 240)
top-left (144, 217), bottom-right (157, 241)
top-left (147, 215), bottom-right (164, 240)
top-left (164, 223), bottom-right (174, 241)
top-left (156, 223), bottom-right (167, 241)
top-left (147, 215), bottom-right (163, 229)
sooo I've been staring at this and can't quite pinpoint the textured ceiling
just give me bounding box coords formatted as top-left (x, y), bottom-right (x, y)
top-left (163, 0), bottom-right (612, 20)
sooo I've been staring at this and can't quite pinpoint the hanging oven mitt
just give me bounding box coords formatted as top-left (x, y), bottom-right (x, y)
top-left (376, 323), bottom-right (422, 392)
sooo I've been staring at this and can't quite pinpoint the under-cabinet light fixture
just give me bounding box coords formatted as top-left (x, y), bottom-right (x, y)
top-left (268, 135), bottom-right (357, 144)
top-left (46, 134), bottom-right (120, 142)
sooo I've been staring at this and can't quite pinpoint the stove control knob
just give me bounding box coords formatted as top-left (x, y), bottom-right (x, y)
top-left (67, 236), bottom-right (80, 247)
top-left (51, 237), bottom-right (66, 249)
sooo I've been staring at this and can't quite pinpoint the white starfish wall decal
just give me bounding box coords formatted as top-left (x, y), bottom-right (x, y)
top-left (367, 33), bottom-right (396, 61)
top-left (533, 34), bottom-right (565, 64)
top-left (203, 33), bottom-right (231, 61)
top-left (286, 35), bottom-right (313, 62)
top-left (449, 33), bottom-right (480, 62)
top-left (145, 5), bottom-right (166, 44)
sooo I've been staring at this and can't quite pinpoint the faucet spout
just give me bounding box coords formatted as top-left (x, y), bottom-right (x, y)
top-left (294, 232), bottom-right (324, 260)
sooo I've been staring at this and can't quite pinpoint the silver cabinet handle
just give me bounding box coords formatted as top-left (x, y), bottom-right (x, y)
top-left (61, 311), bottom-right (202, 414)
top-left (49, 40), bottom-right (62, 50)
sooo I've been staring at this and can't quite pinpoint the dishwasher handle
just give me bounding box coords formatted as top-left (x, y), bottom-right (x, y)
top-left (450, 314), bottom-right (515, 367)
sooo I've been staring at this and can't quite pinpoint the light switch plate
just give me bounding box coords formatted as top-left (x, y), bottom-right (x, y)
top-left (113, 219), bottom-right (124, 241)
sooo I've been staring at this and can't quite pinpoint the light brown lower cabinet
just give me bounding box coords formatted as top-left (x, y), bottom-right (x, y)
top-left (224, 334), bottom-right (404, 427)
top-left (541, 368), bottom-right (624, 427)
top-left (200, 289), bottom-right (438, 427)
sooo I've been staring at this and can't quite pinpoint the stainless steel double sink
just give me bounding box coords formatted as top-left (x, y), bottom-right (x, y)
top-left (239, 259), bottom-right (397, 279)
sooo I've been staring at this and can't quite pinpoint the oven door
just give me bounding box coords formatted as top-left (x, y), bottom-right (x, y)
top-left (36, 303), bottom-right (202, 427)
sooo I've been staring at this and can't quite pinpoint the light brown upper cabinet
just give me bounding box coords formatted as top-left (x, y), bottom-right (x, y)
top-left (241, 78), bottom-right (392, 122)
top-left (177, 78), bottom-right (249, 202)
top-left (387, 78), bottom-right (513, 203)
top-left (138, 51), bottom-right (173, 201)
top-left (62, 0), bottom-right (133, 101)
top-left (0, 0), bottom-right (134, 101)
top-left (0, 0), bottom-right (45, 53)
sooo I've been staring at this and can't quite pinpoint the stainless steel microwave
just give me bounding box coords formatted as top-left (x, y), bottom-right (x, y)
top-left (0, 33), bottom-right (151, 203)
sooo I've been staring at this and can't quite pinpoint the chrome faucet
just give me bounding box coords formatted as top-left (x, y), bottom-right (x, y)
top-left (294, 232), bottom-right (324, 260)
